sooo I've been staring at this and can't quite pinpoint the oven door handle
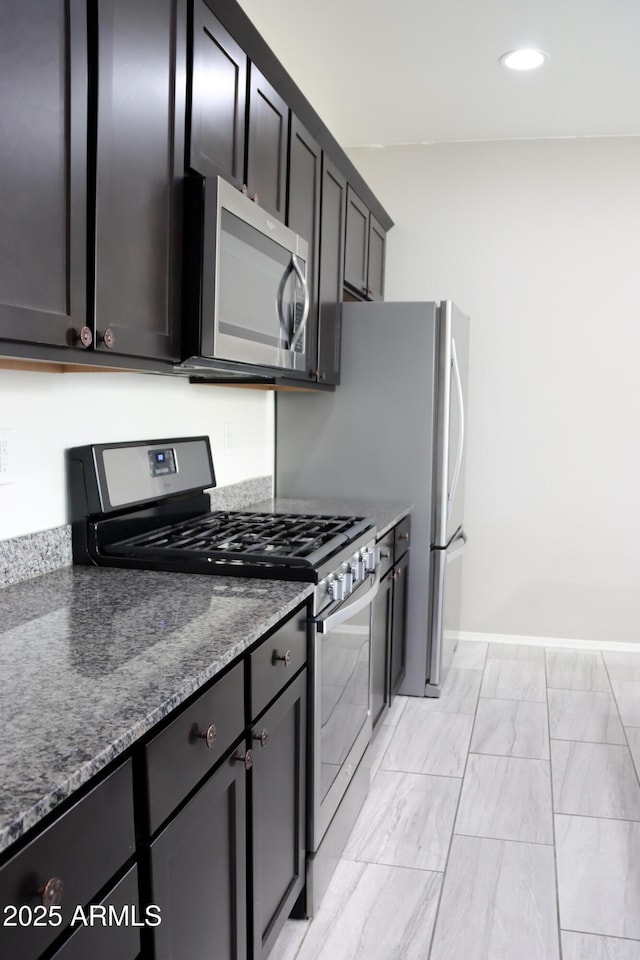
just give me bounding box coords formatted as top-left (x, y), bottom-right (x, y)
top-left (314, 572), bottom-right (381, 635)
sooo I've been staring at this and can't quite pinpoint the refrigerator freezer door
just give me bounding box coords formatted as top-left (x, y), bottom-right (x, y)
top-left (433, 302), bottom-right (470, 548)
top-left (427, 527), bottom-right (466, 695)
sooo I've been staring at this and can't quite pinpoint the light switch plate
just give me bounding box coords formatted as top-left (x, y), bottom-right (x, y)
top-left (0, 429), bottom-right (15, 484)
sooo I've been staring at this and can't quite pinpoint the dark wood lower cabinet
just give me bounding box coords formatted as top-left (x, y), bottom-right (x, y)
top-left (150, 752), bottom-right (247, 960)
top-left (251, 671), bottom-right (306, 960)
top-left (371, 520), bottom-right (411, 732)
top-left (390, 551), bottom-right (409, 696)
top-left (145, 606), bottom-right (309, 960)
top-left (371, 572), bottom-right (392, 731)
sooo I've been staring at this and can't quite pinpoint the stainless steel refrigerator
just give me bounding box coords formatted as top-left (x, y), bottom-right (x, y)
top-left (275, 300), bottom-right (470, 697)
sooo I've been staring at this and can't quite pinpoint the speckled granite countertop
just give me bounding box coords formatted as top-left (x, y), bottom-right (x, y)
top-left (0, 566), bottom-right (312, 855)
top-left (247, 497), bottom-right (412, 540)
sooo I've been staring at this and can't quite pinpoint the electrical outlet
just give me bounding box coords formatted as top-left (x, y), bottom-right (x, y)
top-left (0, 429), bottom-right (15, 484)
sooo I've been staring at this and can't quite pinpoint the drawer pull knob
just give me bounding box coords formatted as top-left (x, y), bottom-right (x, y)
top-left (399, 532), bottom-right (410, 541)
top-left (41, 877), bottom-right (64, 908)
top-left (252, 728), bottom-right (269, 748)
top-left (233, 748), bottom-right (253, 771)
top-left (197, 724), bottom-right (217, 749)
top-left (380, 551), bottom-right (391, 560)
top-left (272, 650), bottom-right (292, 668)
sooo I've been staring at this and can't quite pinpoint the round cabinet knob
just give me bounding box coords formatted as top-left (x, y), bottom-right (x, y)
top-left (233, 748), bottom-right (254, 771)
top-left (41, 877), bottom-right (64, 908)
top-left (197, 724), bottom-right (217, 749)
top-left (367, 287), bottom-right (374, 300)
top-left (252, 192), bottom-right (259, 204)
top-left (98, 327), bottom-right (116, 349)
top-left (241, 184), bottom-right (248, 195)
top-left (252, 728), bottom-right (269, 748)
top-left (399, 532), bottom-right (410, 542)
top-left (272, 649), bottom-right (292, 668)
top-left (69, 326), bottom-right (93, 348)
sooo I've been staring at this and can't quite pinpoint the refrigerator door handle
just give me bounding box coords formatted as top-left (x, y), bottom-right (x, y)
top-left (447, 337), bottom-right (465, 518)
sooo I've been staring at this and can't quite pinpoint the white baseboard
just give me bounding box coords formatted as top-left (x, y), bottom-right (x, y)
top-left (457, 630), bottom-right (640, 654)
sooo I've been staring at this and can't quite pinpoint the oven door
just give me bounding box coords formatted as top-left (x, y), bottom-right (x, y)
top-left (311, 571), bottom-right (380, 850)
top-left (198, 176), bottom-right (310, 372)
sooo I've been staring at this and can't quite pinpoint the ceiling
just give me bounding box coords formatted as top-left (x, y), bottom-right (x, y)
top-left (236, 0), bottom-right (640, 146)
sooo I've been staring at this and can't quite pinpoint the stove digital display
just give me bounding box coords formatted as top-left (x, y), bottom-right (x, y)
top-left (148, 447), bottom-right (177, 478)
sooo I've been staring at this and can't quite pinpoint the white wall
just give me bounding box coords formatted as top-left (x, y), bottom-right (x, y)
top-left (349, 138), bottom-right (640, 644)
top-left (0, 370), bottom-right (273, 540)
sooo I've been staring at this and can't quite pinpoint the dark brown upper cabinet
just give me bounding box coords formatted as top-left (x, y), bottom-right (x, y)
top-left (344, 186), bottom-right (386, 302)
top-left (92, 0), bottom-right (186, 362)
top-left (367, 213), bottom-right (386, 302)
top-left (0, 0), bottom-right (88, 351)
top-left (286, 116), bottom-right (321, 382)
top-left (344, 187), bottom-right (369, 297)
top-left (246, 65), bottom-right (289, 220)
top-left (190, 0), bottom-right (247, 188)
top-left (316, 156), bottom-right (347, 386)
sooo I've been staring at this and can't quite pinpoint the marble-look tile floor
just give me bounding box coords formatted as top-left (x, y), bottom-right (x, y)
top-left (270, 641), bottom-right (640, 960)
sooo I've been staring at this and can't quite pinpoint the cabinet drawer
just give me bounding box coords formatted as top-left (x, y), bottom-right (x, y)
top-left (146, 660), bottom-right (245, 833)
top-left (250, 609), bottom-right (308, 719)
top-left (377, 530), bottom-right (395, 580)
top-left (394, 516), bottom-right (411, 560)
top-left (0, 760), bottom-right (135, 960)
top-left (49, 865), bottom-right (140, 960)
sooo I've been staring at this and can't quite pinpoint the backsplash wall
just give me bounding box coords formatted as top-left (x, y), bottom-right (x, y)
top-left (0, 369), bottom-right (274, 541)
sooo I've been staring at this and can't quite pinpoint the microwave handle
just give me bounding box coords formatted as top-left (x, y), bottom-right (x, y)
top-left (275, 266), bottom-right (293, 346)
top-left (289, 255), bottom-right (310, 352)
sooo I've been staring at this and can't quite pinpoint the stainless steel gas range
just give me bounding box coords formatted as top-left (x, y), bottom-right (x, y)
top-left (67, 436), bottom-right (381, 915)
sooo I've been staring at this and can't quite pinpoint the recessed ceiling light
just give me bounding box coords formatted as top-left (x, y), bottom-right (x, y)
top-left (500, 49), bottom-right (548, 71)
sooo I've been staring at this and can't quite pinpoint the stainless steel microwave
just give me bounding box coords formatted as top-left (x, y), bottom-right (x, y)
top-left (184, 175), bottom-right (310, 375)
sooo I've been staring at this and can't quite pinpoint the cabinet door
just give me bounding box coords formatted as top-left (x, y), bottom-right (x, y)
top-left (316, 156), bottom-right (346, 385)
top-left (390, 552), bottom-right (409, 698)
top-left (93, 0), bottom-right (185, 361)
top-left (367, 213), bottom-right (386, 301)
top-left (0, 0), bottom-right (88, 350)
top-left (0, 761), bottom-right (134, 960)
top-left (344, 187), bottom-right (369, 298)
top-left (150, 754), bottom-right (247, 960)
top-left (287, 116), bottom-right (321, 382)
top-left (371, 572), bottom-right (392, 732)
top-left (190, 0), bottom-right (247, 188)
top-left (251, 670), bottom-right (306, 960)
top-left (246, 64), bottom-right (289, 220)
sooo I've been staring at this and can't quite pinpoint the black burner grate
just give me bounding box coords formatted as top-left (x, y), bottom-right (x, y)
top-left (105, 511), bottom-right (372, 569)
